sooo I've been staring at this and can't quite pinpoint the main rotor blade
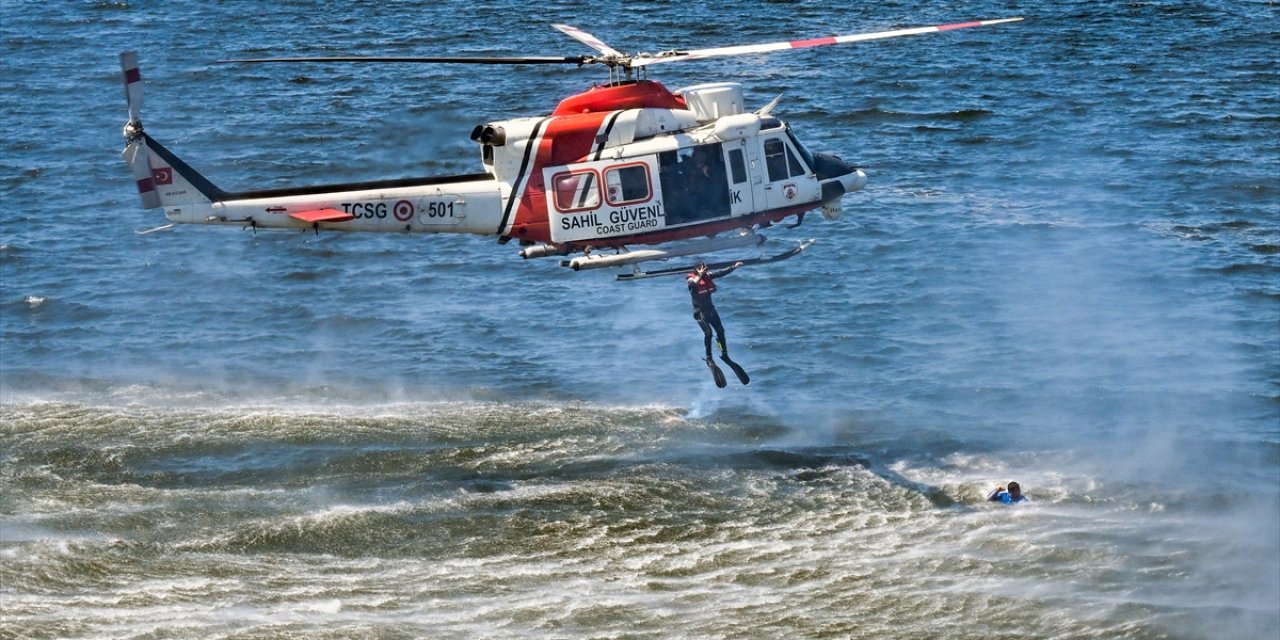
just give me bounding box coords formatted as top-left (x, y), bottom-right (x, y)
top-left (218, 55), bottom-right (589, 65)
top-left (631, 17), bottom-right (1024, 67)
top-left (551, 24), bottom-right (624, 58)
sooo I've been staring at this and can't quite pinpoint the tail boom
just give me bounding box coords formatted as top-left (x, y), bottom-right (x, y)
top-left (118, 51), bottom-right (508, 236)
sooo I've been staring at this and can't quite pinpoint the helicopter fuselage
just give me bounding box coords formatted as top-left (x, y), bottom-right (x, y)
top-left (135, 79), bottom-right (865, 262)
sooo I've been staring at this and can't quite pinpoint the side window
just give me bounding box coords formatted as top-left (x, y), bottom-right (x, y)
top-left (764, 138), bottom-right (789, 182)
top-left (728, 149), bottom-right (747, 184)
top-left (604, 164), bottom-right (651, 205)
top-left (552, 170), bottom-right (600, 211)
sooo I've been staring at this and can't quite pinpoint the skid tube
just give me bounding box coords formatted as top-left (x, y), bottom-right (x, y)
top-left (616, 239), bottom-right (815, 281)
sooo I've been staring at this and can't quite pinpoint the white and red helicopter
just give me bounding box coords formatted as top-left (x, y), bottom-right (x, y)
top-left (121, 18), bottom-right (1021, 278)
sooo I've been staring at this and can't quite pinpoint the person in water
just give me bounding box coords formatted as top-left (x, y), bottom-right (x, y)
top-left (687, 260), bottom-right (744, 362)
top-left (987, 481), bottom-right (1029, 504)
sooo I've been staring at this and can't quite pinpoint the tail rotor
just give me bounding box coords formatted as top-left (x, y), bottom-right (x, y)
top-left (120, 51), bottom-right (160, 209)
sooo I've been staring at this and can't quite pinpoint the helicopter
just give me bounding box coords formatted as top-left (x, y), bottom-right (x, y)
top-left (121, 17), bottom-right (1022, 279)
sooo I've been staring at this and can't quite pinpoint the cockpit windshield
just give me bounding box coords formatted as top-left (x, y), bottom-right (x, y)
top-left (785, 128), bottom-right (816, 169)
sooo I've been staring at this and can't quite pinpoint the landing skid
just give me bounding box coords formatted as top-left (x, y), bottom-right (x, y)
top-left (617, 239), bottom-right (815, 281)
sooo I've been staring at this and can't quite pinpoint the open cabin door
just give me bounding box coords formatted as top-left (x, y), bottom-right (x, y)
top-left (657, 142), bottom-right (739, 227)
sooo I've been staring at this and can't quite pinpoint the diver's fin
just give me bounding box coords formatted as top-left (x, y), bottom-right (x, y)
top-left (705, 357), bottom-right (727, 388)
top-left (719, 354), bottom-right (750, 385)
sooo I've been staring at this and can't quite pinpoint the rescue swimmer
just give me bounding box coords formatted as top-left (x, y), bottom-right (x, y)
top-left (687, 260), bottom-right (750, 387)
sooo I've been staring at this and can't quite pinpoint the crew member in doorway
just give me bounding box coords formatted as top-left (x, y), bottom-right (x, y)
top-left (987, 481), bottom-right (1029, 504)
top-left (688, 146), bottom-right (729, 217)
top-left (687, 260), bottom-right (743, 362)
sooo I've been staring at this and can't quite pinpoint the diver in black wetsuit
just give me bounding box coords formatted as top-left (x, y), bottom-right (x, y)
top-left (686, 260), bottom-right (743, 360)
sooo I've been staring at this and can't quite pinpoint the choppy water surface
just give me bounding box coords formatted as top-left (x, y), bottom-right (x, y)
top-left (2, 1), bottom-right (1277, 638)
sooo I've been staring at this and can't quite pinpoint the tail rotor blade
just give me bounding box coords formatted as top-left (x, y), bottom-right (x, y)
top-left (123, 137), bottom-right (161, 209)
top-left (120, 51), bottom-right (143, 123)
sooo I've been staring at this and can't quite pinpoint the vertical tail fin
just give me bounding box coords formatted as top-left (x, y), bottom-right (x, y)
top-left (119, 51), bottom-right (222, 210)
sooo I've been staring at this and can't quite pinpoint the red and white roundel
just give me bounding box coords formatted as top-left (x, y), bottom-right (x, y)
top-left (782, 182), bottom-right (797, 200)
top-left (392, 199), bottom-right (414, 222)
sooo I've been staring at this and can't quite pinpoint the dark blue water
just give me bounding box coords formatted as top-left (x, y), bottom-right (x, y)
top-left (2, 1), bottom-right (1277, 638)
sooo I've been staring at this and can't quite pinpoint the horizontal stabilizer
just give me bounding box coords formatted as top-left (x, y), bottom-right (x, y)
top-left (290, 209), bottom-right (355, 223)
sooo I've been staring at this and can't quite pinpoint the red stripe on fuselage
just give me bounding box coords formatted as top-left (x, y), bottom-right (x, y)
top-left (136, 177), bottom-right (154, 193)
top-left (125, 68), bottom-right (141, 83)
top-left (509, 111), bottom-right (613, 243)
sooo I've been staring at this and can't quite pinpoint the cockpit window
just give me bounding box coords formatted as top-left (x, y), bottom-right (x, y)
top-left (765, 136), bottom-right (810, 182)
top-left (764, 139), bottom-right (788, 182)
top-left (785, 128), bottom-right (816, 168)
top-left (786, 143), bottom-right (806, 176)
